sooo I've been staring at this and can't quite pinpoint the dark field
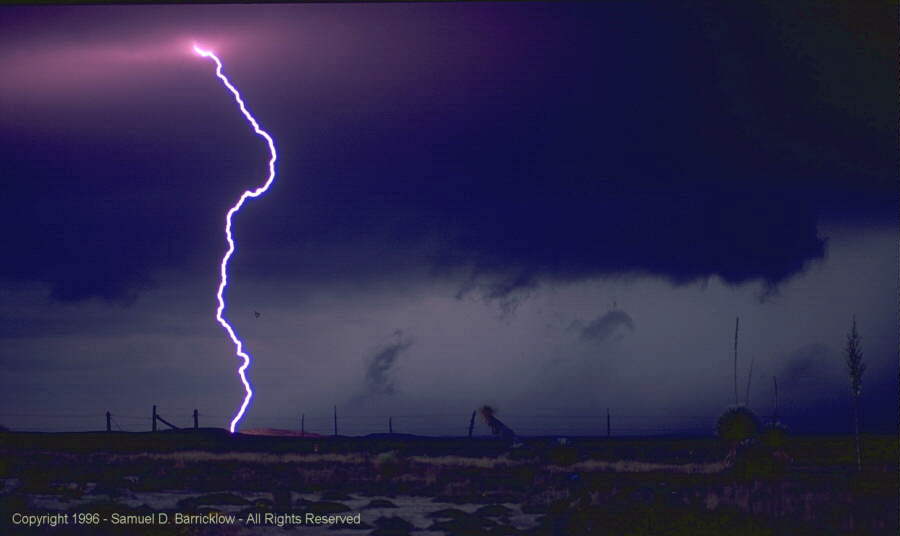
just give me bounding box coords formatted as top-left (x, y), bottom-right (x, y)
top-left (1, 431), bottom-right (897, 535)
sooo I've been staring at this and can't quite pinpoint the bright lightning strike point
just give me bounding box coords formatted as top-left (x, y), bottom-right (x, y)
top-left (194, 44), bottom-right (277, 434)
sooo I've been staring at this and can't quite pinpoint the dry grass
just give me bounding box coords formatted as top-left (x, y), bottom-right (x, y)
top-left (109, 451), bottom-right (366, 465)
top-left (110, 450), bottom-right (728, 474)
top-left (408, 454), bottom-right (524, 469)
top-left (405, 453), bottom-right (729, 474)
top-left (549, 458), bottom-right (732, 474)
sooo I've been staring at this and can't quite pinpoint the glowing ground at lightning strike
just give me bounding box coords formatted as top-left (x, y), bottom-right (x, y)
top-left (194, 45), bottom-right (277, 433)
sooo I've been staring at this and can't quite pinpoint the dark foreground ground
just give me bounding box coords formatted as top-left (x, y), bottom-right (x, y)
top-left (1, 431), bottom-right (897, 535)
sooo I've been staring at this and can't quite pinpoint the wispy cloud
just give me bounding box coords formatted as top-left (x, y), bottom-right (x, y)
top-left (577, 309), bottom-right (635, 343)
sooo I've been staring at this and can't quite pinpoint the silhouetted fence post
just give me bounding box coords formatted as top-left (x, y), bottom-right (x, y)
top-left (106, 411), bottom-right (111, 432)
top-left (607, 408), bottom-right (611, 437)
top-left (193, 409), bottom-right (199, 431)
top-left (468, 411), bottom-right (476, 438)
top-left (152, 405), bottom-right (157, 432)
top-left (333, 406), bottom-right (337, 436)
top-left (389, 417), bottom-right (393, 434)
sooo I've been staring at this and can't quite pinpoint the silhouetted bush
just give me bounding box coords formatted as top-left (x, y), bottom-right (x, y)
top-left (715, 406), bottom-right (761, 445)
top-left (760, 422), bottom-right (789, 449)
top-left (373, 450), bottom-right (405, 479)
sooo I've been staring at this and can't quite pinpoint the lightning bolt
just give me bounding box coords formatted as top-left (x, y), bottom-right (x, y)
top-left (194, 44), bottom-right (277, 433)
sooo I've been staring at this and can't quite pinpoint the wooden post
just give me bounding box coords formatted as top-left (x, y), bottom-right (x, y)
top-left (606, 408), bottom-right (611, 437)
top-left (193, 409), bottom-right (199, 431)
top-left (106, 411), bottom-right (111, 432)
top-left (333, 405), bottom-right (337, 436)
top-left (152, 405), bottom-right (157, 432)
top-left (468, 411), bottom-right (476, 438)
top-left (389, 417), bottom-right (393, 434)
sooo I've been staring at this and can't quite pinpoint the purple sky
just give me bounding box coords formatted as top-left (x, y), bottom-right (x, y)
top-left (0, 2), bottom-right (895, 435)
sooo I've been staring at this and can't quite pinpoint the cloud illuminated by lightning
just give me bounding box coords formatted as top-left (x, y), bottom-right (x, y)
top-left (193, 44), bottom-right (277, 433)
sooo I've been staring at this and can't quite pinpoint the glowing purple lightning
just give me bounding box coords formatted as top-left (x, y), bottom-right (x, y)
top-left (193, 44), bottom-right (277, 433)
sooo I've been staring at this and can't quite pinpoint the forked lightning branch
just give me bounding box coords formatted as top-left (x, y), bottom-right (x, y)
top-left (194, 44), bottom-right (278, 433)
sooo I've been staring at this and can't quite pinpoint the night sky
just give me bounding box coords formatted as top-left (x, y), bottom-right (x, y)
top-left (0, 2), bottom-right (896, 436)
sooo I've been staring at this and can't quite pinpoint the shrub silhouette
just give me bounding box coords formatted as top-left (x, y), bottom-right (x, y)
top-left (372, 450), bottom-right (404, 479)
top-left (715, 406), bottom-right (761, 445)
top-left (760, 422), bottom-right (789, 449)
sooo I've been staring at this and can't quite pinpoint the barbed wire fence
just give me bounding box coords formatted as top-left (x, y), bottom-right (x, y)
top-left (0, 407), bottom-right (794, 437)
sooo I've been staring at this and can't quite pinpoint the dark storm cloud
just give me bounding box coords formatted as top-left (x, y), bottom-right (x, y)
top-left (454, 269), bottom-right (540, 318)
top-left (364, 333), bottom-right (411, 396)
top-left (769, 340), bottom-right (894, 434)
top-left (578, 310), bottom-right (636, 343)
top-left (0, 2), bottom-right (893, 304)
top-left (0, 222), bottom-right (895, 434)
